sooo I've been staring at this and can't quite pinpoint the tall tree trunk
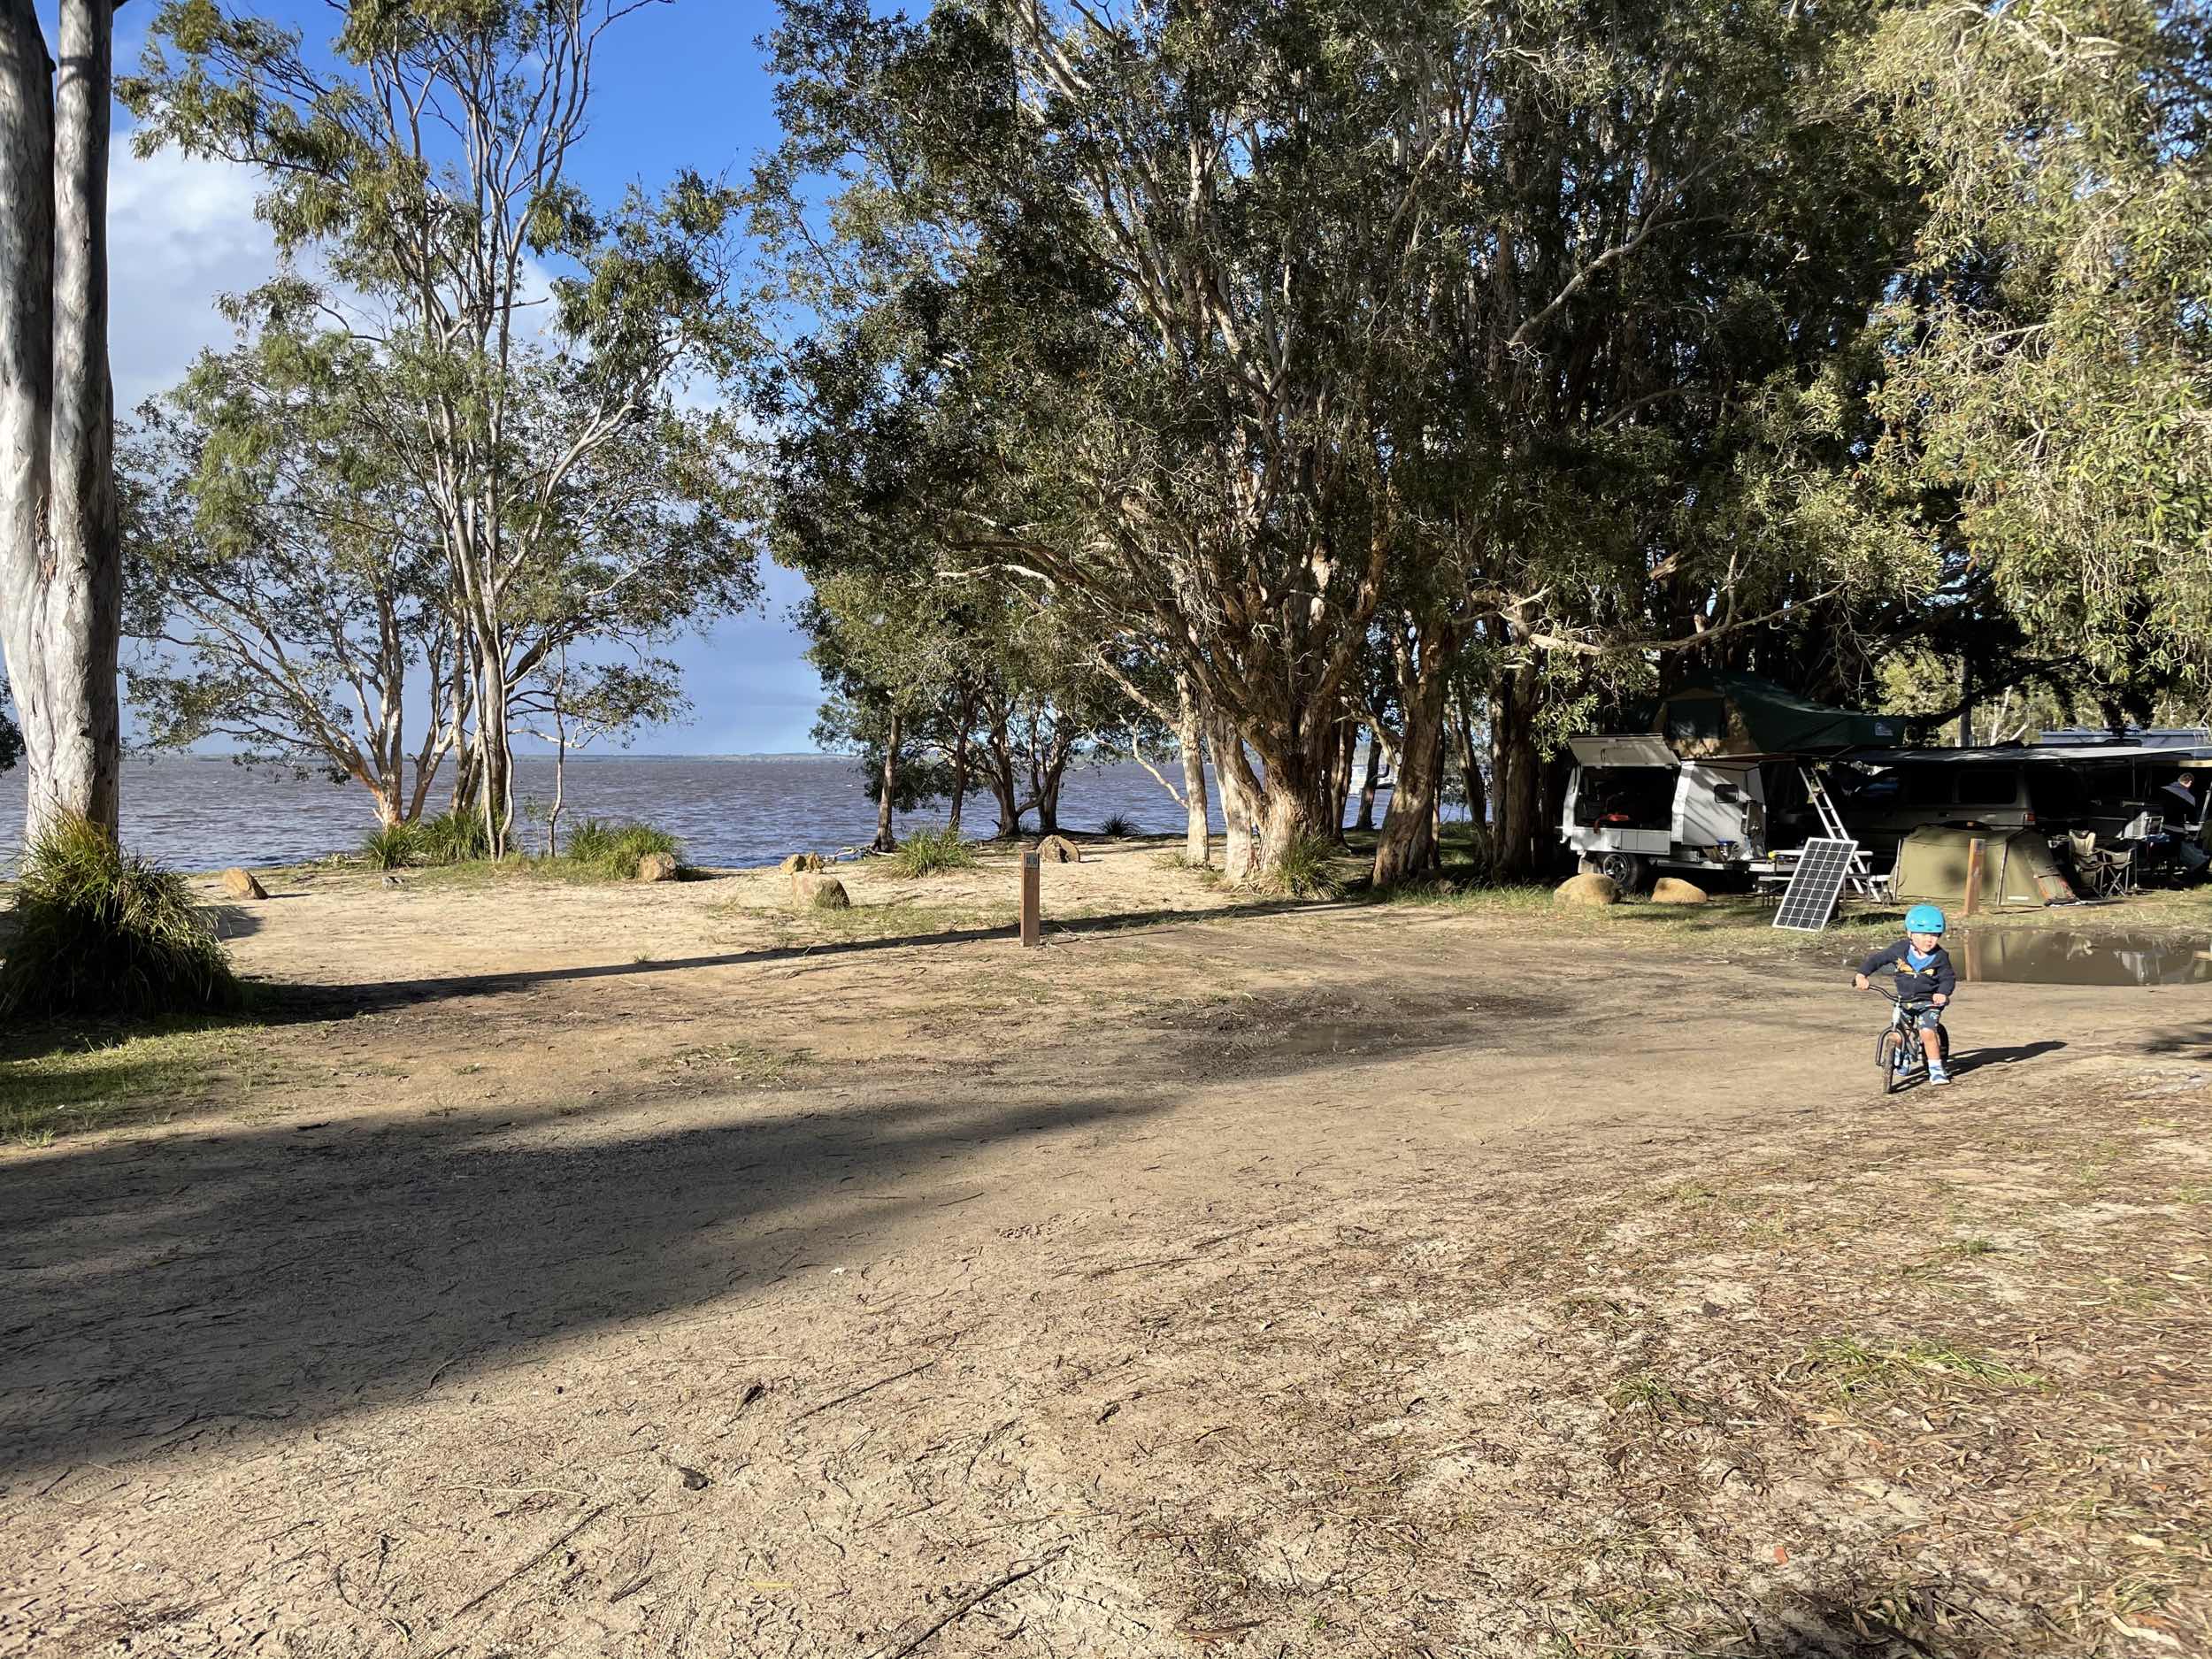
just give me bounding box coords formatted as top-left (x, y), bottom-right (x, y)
top-left (47, 0), bottom-right (115, 835)
top-left (1206, 712), bottom-right (1263, 884)
top-left (1489, 664), bottom-right (1544, 880)
top-left (873, 710), bottom-right (901, 852)
top-left (1451, 687), bottom-right (1484, 841)
top-left (984, 704), bottom-right (1021, 836)
top-left (1372, 666), bottom-right (1449, 887)
top-left (1328, 718), bottom-right (1356, 844)
top-left (1037, 744), bottom-right (1068, 835)
top-left (446, 644), bottom-right (478, 817)
top-left (947, 718), bottom-right (970, 837)
top-left (0, 0), bottom-right (120, 846)
top-left (1355, 728), bottom-right (1382, 832)
top-left (1176, 670), bottom-right (1210, 865)
top-left (0, 3), bottom-right (58, 841)
top-left (549, 695), bottom-right (568, 858)
top-left (475, 636), bottom-right (514, 858)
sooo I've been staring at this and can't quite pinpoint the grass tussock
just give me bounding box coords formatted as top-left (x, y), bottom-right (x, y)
top-left (415, 808), bottom-right (489, 867)
top-left (887, 825), bottom-right (976, 878)
top-left (1098, 811), bottom-right (1139, 838)
top-left (562, 818), bottom-right (683, 879)
top-left (1265, 832), bottom-right (1347, 899)
top-left (361, 820), bottom-right (420, 870)
top-left (0, 815), bottom-right (239, 1022)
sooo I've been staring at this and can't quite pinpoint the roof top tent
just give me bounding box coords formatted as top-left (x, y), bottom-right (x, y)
top-left (1560, 674), bottom-right (1893, 889)
top-left (1639, 672), bottom-right (1910, 758)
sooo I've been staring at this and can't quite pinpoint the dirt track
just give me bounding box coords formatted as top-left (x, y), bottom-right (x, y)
top-left (4, 847), bottom-right (2209, 1657)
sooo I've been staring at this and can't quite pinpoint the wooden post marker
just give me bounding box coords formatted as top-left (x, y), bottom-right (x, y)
top-left (1962, 836), bottom-right (1985, 918)
top-left (1019, 849), bottom-right (1041, 948)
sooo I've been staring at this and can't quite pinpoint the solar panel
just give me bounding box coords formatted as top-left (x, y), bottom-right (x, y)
top-left (1771, 837), bottom-right (1861, 933)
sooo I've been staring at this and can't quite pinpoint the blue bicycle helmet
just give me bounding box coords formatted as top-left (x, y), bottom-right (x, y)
top-left (1904, 903), bottom-right (1947, 935)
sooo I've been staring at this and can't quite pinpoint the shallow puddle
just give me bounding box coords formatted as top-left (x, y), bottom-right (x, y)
top-left (1950, 929), bottom-right (2212, 987)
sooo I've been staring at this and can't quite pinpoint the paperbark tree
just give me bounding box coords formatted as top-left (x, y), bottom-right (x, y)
top-left (766, 0), bottom-right (1920, 888)
top-left (0, 0), bottom-right (120, 846)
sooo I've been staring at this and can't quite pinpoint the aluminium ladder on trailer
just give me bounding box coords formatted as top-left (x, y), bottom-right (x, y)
top-left (1798, 765), bottom-right (1883, 898)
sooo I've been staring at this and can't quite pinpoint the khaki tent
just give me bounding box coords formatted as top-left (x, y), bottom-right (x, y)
top-left (1889, 826), bottom-right (2076, 910)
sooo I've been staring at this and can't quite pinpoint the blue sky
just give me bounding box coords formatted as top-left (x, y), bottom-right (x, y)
top-left (95, 1), bottom-right (828, 755)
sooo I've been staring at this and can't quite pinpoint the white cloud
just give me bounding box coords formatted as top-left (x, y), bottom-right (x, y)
top-left (106, 142), bottom-right (279, 413)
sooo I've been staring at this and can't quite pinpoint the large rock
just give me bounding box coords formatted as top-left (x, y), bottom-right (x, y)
top-left (636, 852), bottom-right (680, 882)
top-left (791, 873), bottom-right (851, 910)
top-left (778, 852), bottom-right (825, 875)
top-left (1553, 872), bottom-right (1620, 907)
top-left (1037, 834), bottom-right (1082, 864)
top-left (1651, 876), bottom-right (1708, 905)
top-left (220, 867), bottom-right (268, 901)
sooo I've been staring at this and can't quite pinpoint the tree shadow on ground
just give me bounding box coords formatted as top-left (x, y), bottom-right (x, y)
top-left (0, 1087), bottom-right (1164, 1481)
top-left (255, 896), bottom-right (1368, 1022)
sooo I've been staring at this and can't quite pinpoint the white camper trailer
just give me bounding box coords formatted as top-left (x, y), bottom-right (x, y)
top-left (1558, 673), bottom-right (1906, 890)
top-left (1563, 735), bottom-right (1790, 890)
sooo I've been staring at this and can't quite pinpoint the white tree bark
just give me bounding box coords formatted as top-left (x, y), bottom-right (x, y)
top-left (0, 0), bottom-right (119, 847)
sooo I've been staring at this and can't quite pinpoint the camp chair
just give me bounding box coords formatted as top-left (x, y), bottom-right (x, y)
top-left (2069, 829), bottom-right (2137, 898)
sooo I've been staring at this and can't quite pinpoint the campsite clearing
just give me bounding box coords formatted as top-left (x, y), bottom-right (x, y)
top-left (3, 843), bottom-right (2208, 1657)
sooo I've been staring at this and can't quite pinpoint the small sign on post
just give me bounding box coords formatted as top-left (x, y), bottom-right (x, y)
top-left (1019, 849), bottom-right (1041, 948)
top-left (1962, 836), bottom-right (1986, 917)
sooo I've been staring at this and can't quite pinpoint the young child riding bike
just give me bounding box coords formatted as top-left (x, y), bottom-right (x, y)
top-left (1854, 904), bottom-right (1956, 1086)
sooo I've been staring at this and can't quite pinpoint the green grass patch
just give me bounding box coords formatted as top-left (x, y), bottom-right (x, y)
top-left (1, 1020), bottom-right (273, 1148)
top-left (887, 825), bottom-right (977, 878)
top-left (415, 809), bottom-right (490, 866)
top-left (1795, 1336), bottom-right (2044, 1398)
top-left (748, 896), bottom-right (1021, 947)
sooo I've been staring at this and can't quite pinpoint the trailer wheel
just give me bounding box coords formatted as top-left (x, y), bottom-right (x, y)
top-left (1598, 850), bottom-right (1648, 893)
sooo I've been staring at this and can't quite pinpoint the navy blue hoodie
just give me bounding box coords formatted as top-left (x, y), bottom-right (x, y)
top-left (1859, 939), bottom-right (1956, 1004)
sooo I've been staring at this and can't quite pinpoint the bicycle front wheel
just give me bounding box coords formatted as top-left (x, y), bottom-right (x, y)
top-left (1878, 1030), bottom-right (1906, 1095)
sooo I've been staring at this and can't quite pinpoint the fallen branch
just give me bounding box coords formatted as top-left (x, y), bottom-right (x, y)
top-left (791, 1358), bottom-right (940, 1423)
top-left (451, 1502), bottom-right (611, 1619)
top-left (866, 1550), bottom-right (1067, 1659)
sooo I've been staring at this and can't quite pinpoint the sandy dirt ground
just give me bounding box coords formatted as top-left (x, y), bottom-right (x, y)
top-left (3, 843), bottom-right (2209, 1658)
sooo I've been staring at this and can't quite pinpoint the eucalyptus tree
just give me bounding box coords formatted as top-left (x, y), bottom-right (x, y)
top-left (0, 0), bottom-right (122, 844)
top-left (123, 300), bottom-right (755, 829)
top-left (122, 325), bottom-right (461, 826)
top-left (126, 0), bottom-right (759, 855)
top-left (1864, 0), bottom-right (2212, 709)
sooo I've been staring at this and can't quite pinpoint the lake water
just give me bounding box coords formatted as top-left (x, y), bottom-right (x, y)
top-left (0, 753), bottom-right (1370, 873)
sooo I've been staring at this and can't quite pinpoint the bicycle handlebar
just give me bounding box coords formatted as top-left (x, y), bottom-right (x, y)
top-left (1868, 985), bottom-right (1939, 1011)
